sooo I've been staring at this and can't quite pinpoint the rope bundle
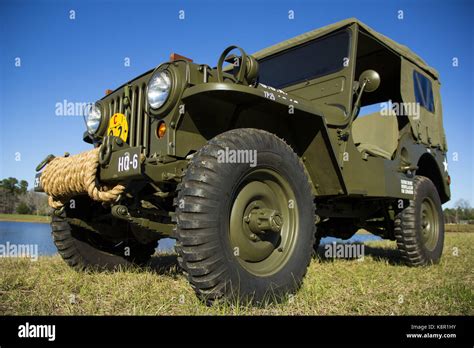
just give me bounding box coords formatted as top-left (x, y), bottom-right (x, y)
top-left (41, 147), bottom-right (125, 209)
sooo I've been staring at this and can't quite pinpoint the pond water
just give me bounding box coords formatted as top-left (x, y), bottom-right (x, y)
top-left (0, 221), bottom-right (381, 256)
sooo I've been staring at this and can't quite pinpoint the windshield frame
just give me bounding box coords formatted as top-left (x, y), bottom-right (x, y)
top-left (257, 29), bottom-right (352, 90)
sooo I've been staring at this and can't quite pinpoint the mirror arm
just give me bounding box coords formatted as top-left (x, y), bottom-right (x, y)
top-left (347, 79), bottom-right (368, 129)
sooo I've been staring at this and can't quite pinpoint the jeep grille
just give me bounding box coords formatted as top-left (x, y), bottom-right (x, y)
top-left (105, 83), bottom-right (149, 155)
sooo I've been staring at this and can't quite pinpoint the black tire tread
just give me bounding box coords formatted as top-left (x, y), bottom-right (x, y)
top-left (394, 176), bottom-right (444, 266)
top-left (51, 212), bottom-right (157, 271)
top-left (175, 128), bottom-right (315, 302)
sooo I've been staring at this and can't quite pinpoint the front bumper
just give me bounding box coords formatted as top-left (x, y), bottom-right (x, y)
top-left (35, 136), bottom-right (189, 197)
top-left (99, 143), bottom-right (144, 182)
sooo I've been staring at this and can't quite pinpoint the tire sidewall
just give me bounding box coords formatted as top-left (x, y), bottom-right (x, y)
top-left (413, 177), bottom-right (444, 262)
top-left (52, 209), bottom-right (156, 271)
top-left (207, 135), bottom-right (314, 300)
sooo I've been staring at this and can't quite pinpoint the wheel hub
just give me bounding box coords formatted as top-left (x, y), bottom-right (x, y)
top-left (420, 197), bottom-right (439, 251)
top-left (229, 168), bottom-right (299, 276)
top-left (245, 203), bottom-right (283, 237)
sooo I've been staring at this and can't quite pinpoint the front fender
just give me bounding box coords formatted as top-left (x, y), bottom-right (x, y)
top-left (179, 82), bottom-right (325, 151)
top-left (182, 82), bottom-right (316, 113)
top-left (175, 83), bottom-right (346, 196)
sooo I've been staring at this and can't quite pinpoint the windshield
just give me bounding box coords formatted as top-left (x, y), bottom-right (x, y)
top-left (258, 29), bottom-right (351, 89)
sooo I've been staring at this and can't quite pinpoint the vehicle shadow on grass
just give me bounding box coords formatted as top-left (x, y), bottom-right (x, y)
top-left (80, 254), bottom-right (181, 277)
top-left (145, 254), bottom-right (181, 277)
top-left (315, 243), bottom-right (404, 265)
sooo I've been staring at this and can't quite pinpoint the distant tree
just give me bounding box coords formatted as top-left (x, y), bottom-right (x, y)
top-left (0, 177), bottom-right (28, 195)
top-left (445, 199), bottom-right (474, 223)
top-left (0, 177), bottom-right (19, 194)
top-left (443, 208), bottom-right (456, 224)
top-left (455, 199), bottom-right (472, 222)
top-left (0, 177), bottom-right (33, 214)
top-left (0, 188), bottom-right (12, 213)
top-left (18, 190), bottom-right (49, 215)
top-left (19, 180), bottom-right (28, 194)
top-left (16, 202), bottom-right (32, 215)
top-left (454, 199), bottom-right (470, 210)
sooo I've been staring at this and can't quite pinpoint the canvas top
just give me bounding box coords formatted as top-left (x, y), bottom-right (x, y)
top-left (252, 18), bottom-right (439, 80)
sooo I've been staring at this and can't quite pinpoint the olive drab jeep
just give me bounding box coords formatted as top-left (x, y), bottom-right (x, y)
top-left (36, 18), bottom-right (450, 304)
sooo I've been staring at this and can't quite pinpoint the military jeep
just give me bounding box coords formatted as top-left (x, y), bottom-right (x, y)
top-left (37, 18), bottom-right (450, 303)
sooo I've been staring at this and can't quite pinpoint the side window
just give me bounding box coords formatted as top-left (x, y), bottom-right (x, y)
top-left (413, 70), bottom-right (435, 113)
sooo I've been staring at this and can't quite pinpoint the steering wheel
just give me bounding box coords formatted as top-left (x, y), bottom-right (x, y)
top-left (217, 46), bottom-right (248, 83)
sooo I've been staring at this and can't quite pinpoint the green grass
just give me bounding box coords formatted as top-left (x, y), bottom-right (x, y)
top-left (445, 224), bottom-right (474, 233)
top-left (0, 213), bottom-right (50, 224)
top-left (0, 232), bottom-right (472, 315)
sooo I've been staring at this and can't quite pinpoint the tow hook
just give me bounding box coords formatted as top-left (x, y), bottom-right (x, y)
top-left (98, 136), bottom-right (113, 166)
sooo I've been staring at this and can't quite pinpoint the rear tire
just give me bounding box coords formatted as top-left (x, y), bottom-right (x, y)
top-left (394, 176), bottom-right (444, 266)
top-left (51, 210), bottom-right (157, 271)
top-left (175, 129), bottom-right (315, 304)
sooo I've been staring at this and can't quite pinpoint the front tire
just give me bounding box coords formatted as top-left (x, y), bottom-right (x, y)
top-left (52, 210), bottom-right (157, 271)
top-left (394, 176), bottom-right (444, 266)
top-left (175, 129), bottom-right (315, 304)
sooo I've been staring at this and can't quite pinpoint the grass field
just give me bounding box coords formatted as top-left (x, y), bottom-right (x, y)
top-left (445, 224), bottom-right (474, 233)
top-left (0, 232), bottom-right (472, 315)
top-left (0, 213), bottom-right (50, 224)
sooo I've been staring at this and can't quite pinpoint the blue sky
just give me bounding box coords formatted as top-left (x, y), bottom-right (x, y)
top-left (0, 0), bottom-right (472, 208)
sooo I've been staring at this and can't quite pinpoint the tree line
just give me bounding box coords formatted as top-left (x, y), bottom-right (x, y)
top-left (443, 199), bottom-right (474, 224)
top-left (0, 177), bottom-right (49, 215)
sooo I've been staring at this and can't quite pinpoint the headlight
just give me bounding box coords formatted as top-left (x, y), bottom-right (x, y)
top-left (84, 104), bottom-right (102, 135)
top-left (147, 70), bottom-right (171, 109)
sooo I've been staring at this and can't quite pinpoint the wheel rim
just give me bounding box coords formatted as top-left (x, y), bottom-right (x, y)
top-left (420, 197), bottom-right (439, 251)
top-left (229, 168), bottom-right (298, 276)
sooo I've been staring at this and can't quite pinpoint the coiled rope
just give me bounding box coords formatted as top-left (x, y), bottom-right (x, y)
top-left (40, 147), bottom-right (125, 209)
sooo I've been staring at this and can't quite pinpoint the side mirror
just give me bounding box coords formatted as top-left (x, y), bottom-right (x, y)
top-left (358, 70), bottom-right (381, 93)
top-left (349, 70), bottom-right (381, 122)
